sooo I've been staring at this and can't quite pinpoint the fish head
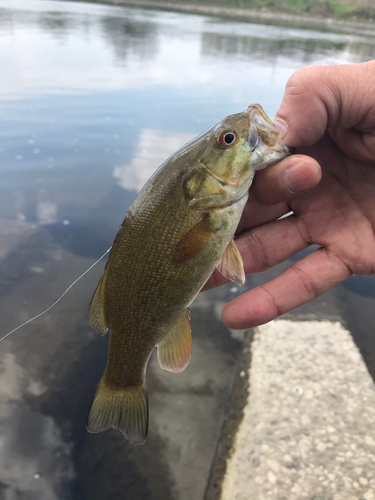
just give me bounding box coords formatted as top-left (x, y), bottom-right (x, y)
top-left (184, 104), bottom-right (293, 209)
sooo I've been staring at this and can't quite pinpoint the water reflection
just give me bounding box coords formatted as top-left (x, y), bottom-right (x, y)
top-left (38, 11), bottom-right (72, 39)
top-left (113, 129), bottom-right (194, 191)
top-left (0, 350), bottom-right (75, 500)
top-left (0, 0), bottom-right (374, 99)
top-left (201, 32), bottom-right (346, 63)
top-left (37, 201), bottom-right (58, 225)
top-left (101, 15), bottom-right (158, 62)
top-left (201, 27), bottom-right (375, 65)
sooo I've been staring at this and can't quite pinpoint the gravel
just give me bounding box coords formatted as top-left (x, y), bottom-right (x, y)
top-left (220, 320), bottom-right (375, 500)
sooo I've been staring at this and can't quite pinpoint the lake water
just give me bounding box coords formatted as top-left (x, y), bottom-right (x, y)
top-left (0, 1), bottom-right (375, 499)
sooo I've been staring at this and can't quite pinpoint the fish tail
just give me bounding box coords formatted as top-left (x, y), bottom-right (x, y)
top-left (86, 377), bottom-right (148, 445)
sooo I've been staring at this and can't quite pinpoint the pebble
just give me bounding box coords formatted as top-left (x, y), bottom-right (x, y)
top-left (302, 415), bottom-right (310, 426)
top-left (316, 442), bottom-right (327, 452)
top-left (267, 459), bottom-right (280, 473)
top-left (267, 471), bottom-right (277, 484)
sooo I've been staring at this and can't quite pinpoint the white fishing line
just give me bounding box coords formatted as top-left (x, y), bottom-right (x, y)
top-left (0, 247), bottom-right (112, 344)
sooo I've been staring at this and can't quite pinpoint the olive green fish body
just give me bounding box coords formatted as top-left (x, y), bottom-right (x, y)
top-left (105, 183), bottom-right (247, 374)
top-left (87, 105), bottom-right (293, 444)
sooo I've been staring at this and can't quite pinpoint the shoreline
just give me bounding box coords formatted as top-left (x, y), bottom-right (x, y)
top-left (79, 0), bottom-right (375, 35)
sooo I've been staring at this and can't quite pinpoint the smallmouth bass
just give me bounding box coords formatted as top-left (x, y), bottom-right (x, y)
top-left (87, 104), bottom-right (293, 444)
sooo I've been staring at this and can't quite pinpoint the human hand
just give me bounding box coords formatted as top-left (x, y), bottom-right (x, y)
top-left (205, 61), bottom-right (375, 329)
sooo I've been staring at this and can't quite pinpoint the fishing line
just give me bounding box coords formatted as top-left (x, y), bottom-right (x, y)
top-left (0, 247), bottom-right (112, 344)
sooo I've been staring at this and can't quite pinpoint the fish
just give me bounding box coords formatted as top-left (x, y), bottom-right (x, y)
top-left (87, 104), bottom-right (293, 444)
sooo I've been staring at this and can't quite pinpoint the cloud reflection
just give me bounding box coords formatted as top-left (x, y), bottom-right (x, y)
top-left (0, 352), bottom-right (75, 499)
top-left (113, 129), bottom-right (194, 192)
top-left (37, 201), bottom-right (58, 225)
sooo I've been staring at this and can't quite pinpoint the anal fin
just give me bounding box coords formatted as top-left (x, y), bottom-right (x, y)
top-left (157, 309), bottom-right (192, 373)
top-left (89, 275), bottom-right (108, 336)
top-left (217, 239), bottom-right (245, 286)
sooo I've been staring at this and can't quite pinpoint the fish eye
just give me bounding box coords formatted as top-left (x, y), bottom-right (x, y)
top-left (217, 130), bottom-right (237, 148)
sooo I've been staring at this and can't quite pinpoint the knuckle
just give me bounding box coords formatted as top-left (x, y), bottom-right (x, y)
top-left (259, 285), bottom-right (282, 319)
top-left (242, 230), bottom-right (269, 272)
top-left (244, 231), bottom-right (269, 272)
top-left (290, 262), bottom-right (318, 301)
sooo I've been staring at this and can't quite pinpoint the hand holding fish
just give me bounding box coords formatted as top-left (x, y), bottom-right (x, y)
top-left (86, 61), bottom-right (375, 443)
top-left (210, 61), bottom-right (375, 329)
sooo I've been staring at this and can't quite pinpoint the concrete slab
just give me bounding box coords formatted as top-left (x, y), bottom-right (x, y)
top-left (220, 320), bottom-right (375, 500)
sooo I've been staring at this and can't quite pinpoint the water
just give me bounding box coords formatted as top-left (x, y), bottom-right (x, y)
top-left (0, 1), bottom-right (375, 499)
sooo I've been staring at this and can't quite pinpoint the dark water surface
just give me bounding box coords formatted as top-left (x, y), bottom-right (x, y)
top-left (1, 1), bottom-right (375, 499)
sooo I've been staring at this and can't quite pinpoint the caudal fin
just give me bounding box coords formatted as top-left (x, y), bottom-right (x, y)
top-left (86, 377), bottom-right (148, 445)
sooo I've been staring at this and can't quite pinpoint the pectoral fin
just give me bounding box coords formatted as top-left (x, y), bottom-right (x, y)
top-left (172, 217), bottom-right (214, 264)
top-left (89, 275), bottom-right (108, 336)
top-left (157, 309), bottom-right (192, 373)
top-left (217, 239), bottom-right (245, 286)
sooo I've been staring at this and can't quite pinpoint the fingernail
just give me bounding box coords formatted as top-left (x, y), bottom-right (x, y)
top-left (284, 164), bottom-right (311, 194)
top-left (273, 117), bottom-right (288, 139)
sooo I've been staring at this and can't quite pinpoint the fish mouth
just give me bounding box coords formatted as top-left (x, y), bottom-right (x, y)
top-left (246, 104), bottom-right (294, 171)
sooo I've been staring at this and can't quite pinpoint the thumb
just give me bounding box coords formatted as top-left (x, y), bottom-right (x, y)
top-left (274, 61), bottom-right (375, 148)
